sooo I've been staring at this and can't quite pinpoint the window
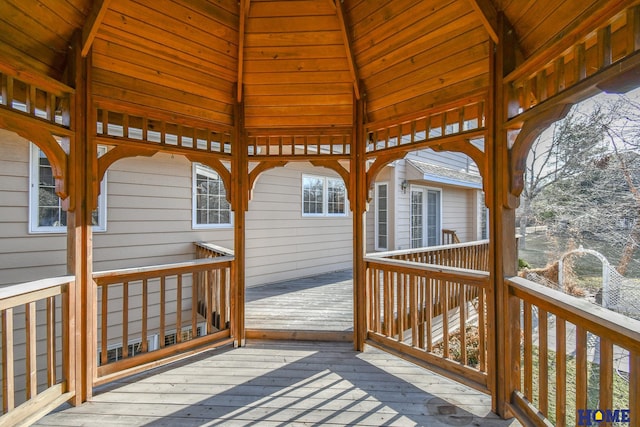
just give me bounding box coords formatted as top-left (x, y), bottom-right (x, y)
top-left (410, 186), bottom-right (441, 248)
top-left (375, 183), bottom-right (388, 250)
top-left (302, 175), bottom-right (346, 216)
top-left (29, 143), bottom-right (107, 233)
top-left (193, 164), bottom-right (232, 228)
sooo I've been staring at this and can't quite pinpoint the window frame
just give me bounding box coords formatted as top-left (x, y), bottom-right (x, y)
top-left (29, 143), bottom-right (107, 234)
top-left (375, 182), bottom-right (388, 251)
top-left (409, 185), bottom-right (442, 248)
top-left (301, 174), bottom-right (348, 217)
top-left (192, 163), bottom-right (233, 229)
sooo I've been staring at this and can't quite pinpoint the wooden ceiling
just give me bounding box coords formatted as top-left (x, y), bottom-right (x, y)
top-left (0, 0), bottom-right (632, 131)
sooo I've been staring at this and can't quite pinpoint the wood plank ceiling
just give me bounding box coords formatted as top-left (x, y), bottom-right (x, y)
top-left (0, 0), bottom-right (619, 132)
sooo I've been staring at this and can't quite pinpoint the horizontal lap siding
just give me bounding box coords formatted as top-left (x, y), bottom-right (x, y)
top-left (0, 130), bottom-right (67, 285)
top-left (246, 162), bottom-right (352, 287)
top-left (93, 154), bottom-right (233, 271)
top-left (1, 133), bottom-right (352, 287)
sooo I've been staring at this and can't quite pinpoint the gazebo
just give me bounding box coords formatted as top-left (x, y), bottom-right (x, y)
top-left (0, 0), bottom-right (639, 425)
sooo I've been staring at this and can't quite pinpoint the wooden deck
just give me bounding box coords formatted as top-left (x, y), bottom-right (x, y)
top-left (36, 341), bottom-right (519, 426)
top-left (246, 270), bottom-right (354, 332)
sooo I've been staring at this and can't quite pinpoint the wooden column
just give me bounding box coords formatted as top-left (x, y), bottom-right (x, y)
top-left (66, 32), bottom-right (95, 404)
top-left (232, 100), bottom-right (247, 347)
top-left (352, 94), bottom-right (367, 351)
top-left (488, 14), bottom-right (519, 417)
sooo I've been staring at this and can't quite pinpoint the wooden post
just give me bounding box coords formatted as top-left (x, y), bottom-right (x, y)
top-left (352, 93), bottom-right (367, 350)
top-left (66, 31), bottom-right (95, 404)
top-left (232, 100), bottom-right (247, 347)
top-left (488, 14), bottom-right (519, 417)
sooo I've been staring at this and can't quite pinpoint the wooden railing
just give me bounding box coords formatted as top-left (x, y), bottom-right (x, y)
top-left (195, 241), bottom-right (235, 259)
top-left (0, 276), bottom-right (75, 426)
top-left (364, 256), bottom-right (491, 393)
top-left (372, 239), bottom-right (489, 271)
top-left (442, 229), bottom-right (461, 245)
top-left (506, 276), bottom-right (640, 426)
top-left (93, 257), bottom-right (233, 384)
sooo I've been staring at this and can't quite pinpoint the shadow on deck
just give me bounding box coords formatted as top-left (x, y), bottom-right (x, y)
top-left (36, 341), bottom-right (519, 426)
top-left (246, 269), bottom-right (354, 332)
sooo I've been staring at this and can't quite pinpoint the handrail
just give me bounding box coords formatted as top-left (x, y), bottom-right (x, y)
top-left (194, 242), bottom-right (235, 258)
top-left (364, 254), bottom-right (490, 393)
top-left (0, 276), bottom-right (74, 426)
top-left (364, 256), bottom-right (489, 286)
top-left (506, 276), bottom-right (640, 426)
top-left (368, 239), bottom-right (489, 259)
top-left (508, 276), bottom-right (640, 351)
top-left (93, 257), bottom-right (234, 383)
top-left (93, 256), bottom-right (233, 284)
top-left (368, 240), bottom-right (490, 272)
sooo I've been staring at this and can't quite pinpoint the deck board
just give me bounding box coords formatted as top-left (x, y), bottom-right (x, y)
top-left (37, 341), bottom-right (520, 426)
top-left (246, 270), bottom-right (354, 331)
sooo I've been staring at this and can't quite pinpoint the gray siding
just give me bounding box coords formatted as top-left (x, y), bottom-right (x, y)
top-left (0, 132), bottom-right (352, 288)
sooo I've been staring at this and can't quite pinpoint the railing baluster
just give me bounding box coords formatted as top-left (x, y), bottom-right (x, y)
top-left (192, 272), bottom-right (198, 338)
top-left (25, 302), bottom-right (38, 400)
top-left (426, 277), bottom-right (433, 352)
top-left (410, 274), bottom-right (418, 347)
top-left (478, 288), bottom-right (486, 372)
top-left (2, 308), bottom-right (15, 412)
top-left (101, 286), bottom-right (108, 366)
top-left (523, 301), bottom-right (533, 398)
top-left (631, 351), bottom-right (639, 426)
top-left (575, 326), bottom-right (587, 414)
top-left (599, 337), bottom-right (614, 418)
top-left (176, 274), bottom-right (182, 343)
top-left (159, 276), bottom-right (166, 349)
top-left (556, 318), bottom-right (566, 426)
top-left (459, 283), bottom-right (467, 365)
top-left (442, 280), bottom-right (449, 359)
top-left (539, 308), bottom-right (549, 416)
top-left (122, 282), bottom-right (129, 358)
top-left (46, 296), bottom-right (56, 386)
top-left (220, 267), bottom-right (227, 328)
top-left (141, 279), bottom-right (148, 353)
top-left (206, 270), bottom-right (213, 334)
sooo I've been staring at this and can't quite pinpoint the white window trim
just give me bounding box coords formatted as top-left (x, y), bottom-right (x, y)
top-left (409, 185), bottom-right (442, 248)
top-left (374, 182), bottom-right (388, 251)
top-left (29, 143), bottom-right (107, 234)
top-left (301, 174), bottom-right (348, 218)
top-left (192, 163), bottom-right (233, 229)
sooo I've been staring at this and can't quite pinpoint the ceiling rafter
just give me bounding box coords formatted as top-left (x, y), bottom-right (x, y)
top-left (468, 0), bottom-right (499, 43)
top-left (334, 0), bottom-right (361, 99)
top-left (237, 0), bottom-right (250, 102)
top-left (81, 0), bottom-right (113, 57)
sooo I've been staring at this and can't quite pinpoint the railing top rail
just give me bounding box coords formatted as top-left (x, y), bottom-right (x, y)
top-left (0, 275), bottom-right (74, 301)
top-left (508, 276), bottom-right (640, 352)
top-left (194, 241), bottom-right (235, 256)
top-left (365, 255), bottom-right (489, 285)
top-left (93, 256), bottom-right (234, 285)
top-left (367, 240), bottom-right (489, 259)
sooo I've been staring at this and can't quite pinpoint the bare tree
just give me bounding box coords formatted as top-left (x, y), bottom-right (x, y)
top-left (532, 95), bottom-right (639, 275)
top-left (519, 106), bottom-right (607, 248)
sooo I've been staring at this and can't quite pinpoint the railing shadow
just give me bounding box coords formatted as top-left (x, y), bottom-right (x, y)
top-left (55, 342), bottom-right (512, 426)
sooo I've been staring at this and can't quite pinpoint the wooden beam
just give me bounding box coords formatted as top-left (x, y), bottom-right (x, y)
top-left (237, 0), bottom-right (250, 102)
top-left (0, 52), bottom-right (74, 97)
top-left (81, 0), bottom-right (113, 57)
top-left (248, 160), bottom-right (287, 200)
top-left (334, 0), bottom-right (361, 100)
top-left (467, 0), bottom-right (499, 43)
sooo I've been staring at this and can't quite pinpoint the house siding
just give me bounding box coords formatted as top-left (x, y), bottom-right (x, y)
top-left (0, 132), bottom-right (352, 288)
